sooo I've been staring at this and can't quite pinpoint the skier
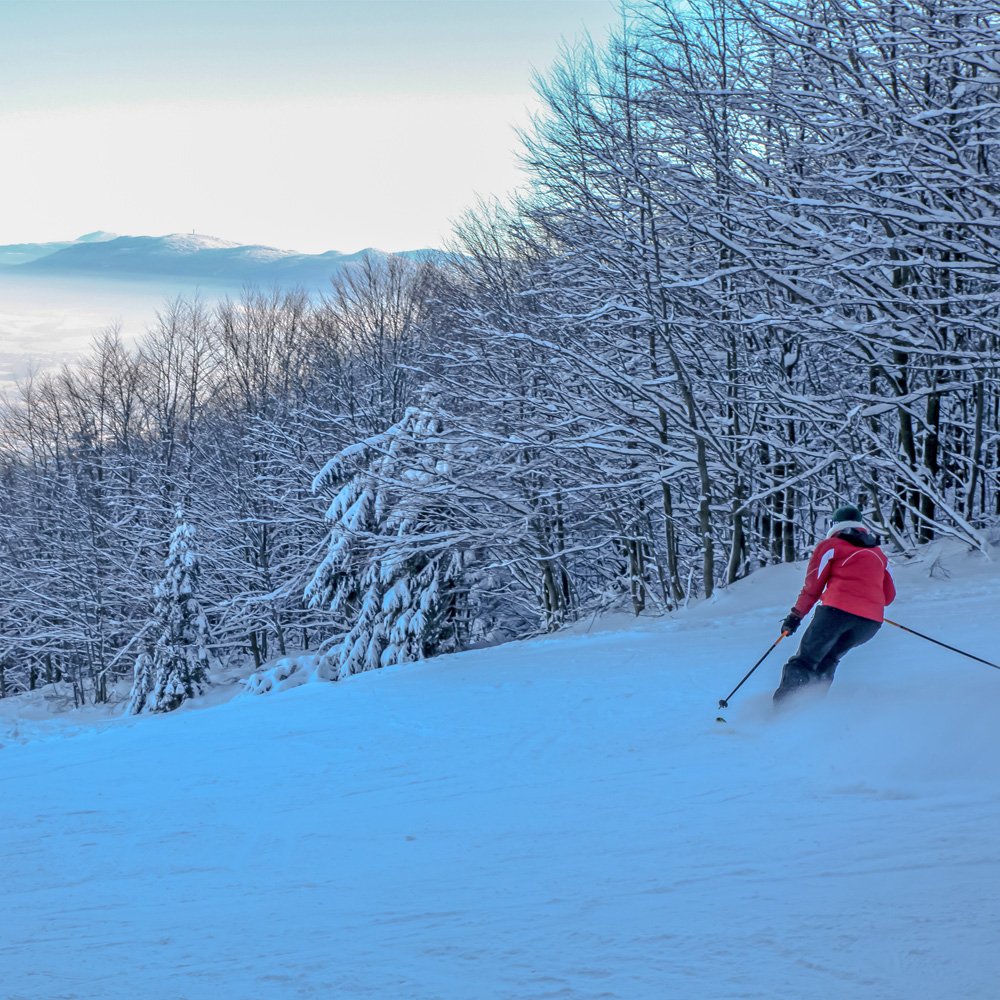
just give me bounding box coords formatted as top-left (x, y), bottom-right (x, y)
top-left (773, 504), bottom-right (895, 703)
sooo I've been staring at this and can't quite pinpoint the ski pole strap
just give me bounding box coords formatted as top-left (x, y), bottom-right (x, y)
top-left (718, 633), bottom-right (786, 709)
top-left (884, 618), bottom-right (1000, 672)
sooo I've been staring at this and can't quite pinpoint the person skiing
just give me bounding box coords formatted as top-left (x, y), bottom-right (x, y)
top-left (773, 504), bottom-right (895, 703)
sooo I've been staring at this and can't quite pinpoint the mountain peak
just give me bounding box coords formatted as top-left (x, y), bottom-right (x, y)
top-left (75, 231), bottom-right (118, 243)
top-left (159, 233), bottom-right (243, 253)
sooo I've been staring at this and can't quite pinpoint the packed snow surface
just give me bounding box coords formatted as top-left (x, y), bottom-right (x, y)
top-left (2, 542), bottom-right (999, 999)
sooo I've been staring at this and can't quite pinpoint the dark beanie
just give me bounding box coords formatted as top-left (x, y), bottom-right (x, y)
top-left (832, 504), bottom-right (862, 524)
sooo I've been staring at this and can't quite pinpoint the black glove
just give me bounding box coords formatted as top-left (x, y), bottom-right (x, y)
top-left (781, 610), bottom-right (802, 636)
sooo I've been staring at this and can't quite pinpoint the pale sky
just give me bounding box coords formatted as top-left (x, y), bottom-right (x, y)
top-left (0, 0), bottom-right (617, 253)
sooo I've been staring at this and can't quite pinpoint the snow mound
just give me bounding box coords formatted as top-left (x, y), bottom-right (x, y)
top-left (243, 653), bottom-right (329, 694)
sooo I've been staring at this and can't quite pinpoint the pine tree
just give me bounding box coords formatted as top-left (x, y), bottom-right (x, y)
top-left (124, 644), bottom-right (156, 715)
top-left (127, 511), bottom-right (213, 714)
top-left (306, 406), bottom-right (469, 679)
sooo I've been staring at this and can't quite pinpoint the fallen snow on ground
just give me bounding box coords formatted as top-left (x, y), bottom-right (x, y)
top-left (1, 541), bottom-right (998, 999)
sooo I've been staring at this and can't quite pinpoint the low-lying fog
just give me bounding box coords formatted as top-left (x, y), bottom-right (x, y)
top-left (0, 272), bottom-right (249, 389)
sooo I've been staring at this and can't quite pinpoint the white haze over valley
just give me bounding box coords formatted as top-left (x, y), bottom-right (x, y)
top-left (0, 271), bottom-right (226, 385)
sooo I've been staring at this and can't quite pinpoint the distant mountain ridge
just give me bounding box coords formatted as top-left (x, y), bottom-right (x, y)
top-left (0, 231), bottom-right (117, 266)
top-left (0, 232), bottom-right (446, 287)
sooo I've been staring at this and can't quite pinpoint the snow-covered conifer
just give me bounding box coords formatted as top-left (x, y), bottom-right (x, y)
top-left (127, 511), bottom-right (213, 713)
top-left (125, 644), bottom-right (156, 716)
top-left (306, 406), bottom-right (469, 679)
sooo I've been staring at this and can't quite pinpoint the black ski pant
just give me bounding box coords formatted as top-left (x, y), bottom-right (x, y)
top-left (773, 605), bottom-right (881, 703)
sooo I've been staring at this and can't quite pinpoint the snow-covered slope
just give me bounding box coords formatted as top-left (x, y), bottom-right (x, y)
top-left (3, 232), bottom-right (447, 286)
top-left (2, 541), bottom-right (999, 999)
top-left (0, 231), bottom-right (117, 266)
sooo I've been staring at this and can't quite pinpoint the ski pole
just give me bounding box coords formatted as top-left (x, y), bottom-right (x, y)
top-left (717, 632), bottom-right (787, 715)
top-left (884, 618), bottom-right (1000, 672)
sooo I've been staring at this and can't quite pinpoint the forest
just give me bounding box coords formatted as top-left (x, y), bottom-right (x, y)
top-left (1, 0), bottom-right (998, 708)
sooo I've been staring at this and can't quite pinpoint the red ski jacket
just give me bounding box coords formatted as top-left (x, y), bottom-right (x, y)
top-left (793, 527), bottom-right (895, 623)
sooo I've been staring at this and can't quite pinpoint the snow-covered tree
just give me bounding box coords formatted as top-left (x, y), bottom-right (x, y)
top-left (125, 644), bottom-right (156, 716)
top-left (127, 511), bottom-right (213, 713)
top-left (306, 405), bottom-right (470, 679)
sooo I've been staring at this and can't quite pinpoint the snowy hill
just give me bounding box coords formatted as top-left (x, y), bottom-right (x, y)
top-left (1, 232), bottom-right (448, 286)
top-left (2, 540), bottom-right (999, 998)
top-left (0, 230), bottom-right (117, 266)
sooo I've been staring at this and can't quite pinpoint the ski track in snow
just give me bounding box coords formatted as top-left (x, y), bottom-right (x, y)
top-left (1, 543), bottom-right (998, 999)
